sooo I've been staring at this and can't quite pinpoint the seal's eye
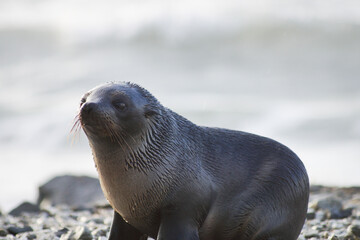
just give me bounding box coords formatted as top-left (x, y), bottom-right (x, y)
top-left (114, 101), bottom-right (127, 111)
top-left (80, 98), bottom-right (86, 107)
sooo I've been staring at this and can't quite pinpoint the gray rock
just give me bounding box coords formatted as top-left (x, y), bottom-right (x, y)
top-left (329, 208), bottom-right (353, 219)
top-left (97, 237), bottom-right (107, 240)
top-left (73, 226), bottom-right (92, 240)
top-left (8, 202), bottom-right (40, 216)
top-left (344, 233), bottom-right (357, 240)
top-left (60, 227), bottom-right (93, 240)
top-left (7, 226), bottom-right (33, 235)
top-left (328, 234), bottom-right (339, 240)
top-left (27, 233), bottom-right (37, 240)
top-left (348, 225), bottom-right (360, 237)
top-left (0, 228), bottom-right (8, 237)
top-left (316, 210), bottom-right (327, 221)
top-left (314, 197), bottom-right (343, 212)
top-left (87, 218), bottom-right (104, 224)
top-left (91, 228), bottom-right (107, 238)
top-left (307, 208), bottom-right (316, 220)
top-left (55, 228), bottom-right (69, 237)
top-left (38, 175), bottom-right (106, 208)
top-left (60, 230), bottom-right (71, 240)
top-left (312, 196), bottom-right (353, 219)
top-left (304, 229), bottom-right (320, 238)
top-left (33, 230), bottom-right (56, 240)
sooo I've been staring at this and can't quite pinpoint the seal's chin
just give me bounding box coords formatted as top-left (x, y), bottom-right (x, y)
top-left (78, 102), bottom-right (111, 137)
top-left (81, 121), bottom-right (105, 135)
top-left (80, 116), bottom-right (118, 139)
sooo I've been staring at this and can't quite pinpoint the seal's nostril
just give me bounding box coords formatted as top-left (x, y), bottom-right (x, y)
top-left (81, 102), bottom-right (96, 115)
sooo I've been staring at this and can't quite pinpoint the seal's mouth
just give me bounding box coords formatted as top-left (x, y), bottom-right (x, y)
top-left (79, 111), bottom-right (109, 136)
top-left (71, 102), bottom-right (128, 145)
top-left (70, 102), bottom-right (109, 138)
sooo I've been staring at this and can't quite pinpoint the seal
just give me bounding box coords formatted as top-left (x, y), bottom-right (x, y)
top-left (75, 82), bottom-right (309, 240)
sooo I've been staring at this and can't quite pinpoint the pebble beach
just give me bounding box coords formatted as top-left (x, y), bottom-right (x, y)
top-left (1, 177), bottom-right (360, 240)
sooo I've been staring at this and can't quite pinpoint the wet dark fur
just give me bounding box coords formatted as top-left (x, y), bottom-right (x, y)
top-left (76, 82), bottom-right (309, 240)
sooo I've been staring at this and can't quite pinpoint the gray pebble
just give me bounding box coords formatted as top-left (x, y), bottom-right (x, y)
top-left (55, 228), bottom-right (69, 237)
top-left (348, 225), bottom-right (360, 237)
top-left (0, 229), bottom-right (8, 237)
top-left (97, 237), bottom-right (107, 240)
top-left (91, 228), bottom-right (107, 238)
top-left (60, 230), bottom-right (75, 240)
top-left (316, 210), bottom-right (327, 221)
top-left (27, 233), bottom-right (37, 240)
top-left (304, 229), bottom-right (320, 238)
top-left (330, 208), bottom-right (353, 219)
top-left (328, 234), bottom-right (339, 240)
top-left (73, 226), bottom-right (93, 240)
top-left (88, 218), bottom-right (104, 225)
top-left (307, 209), bottom-right (316, 220)
top-left (7, 226), bottom-right (33, 235)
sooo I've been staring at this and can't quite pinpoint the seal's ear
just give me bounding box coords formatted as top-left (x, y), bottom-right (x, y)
top-left (144, 105), bottom-right (158, 118)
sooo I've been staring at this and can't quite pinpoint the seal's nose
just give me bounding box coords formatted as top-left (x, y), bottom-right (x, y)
top-left (81, 102), bottom-right (97, 115)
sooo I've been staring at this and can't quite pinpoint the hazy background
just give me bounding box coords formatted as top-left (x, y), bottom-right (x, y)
top-left (1, 0), bottom-right (360, 211)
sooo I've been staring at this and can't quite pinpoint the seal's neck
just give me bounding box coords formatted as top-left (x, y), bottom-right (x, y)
top-left (122, 116), bottom-right (174, 172)
top-left (89, 114), bottom-right (174, 173)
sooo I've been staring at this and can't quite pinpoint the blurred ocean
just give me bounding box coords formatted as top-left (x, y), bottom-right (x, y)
top-left (0, 0), bottom-right (360, 211)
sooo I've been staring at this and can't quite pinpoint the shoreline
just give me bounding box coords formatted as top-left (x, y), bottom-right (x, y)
top-left (1, 176), bottom-right (360, 239)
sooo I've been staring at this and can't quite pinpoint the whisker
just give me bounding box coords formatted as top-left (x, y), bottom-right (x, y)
top-left (123, 131), bottom-right (138, 146)
top-left (70, 117), bottom-right (80, 133)
top-left (112, 126), bottom-right (137, 161)
top-left (69, 112), bottom-right (82, 145)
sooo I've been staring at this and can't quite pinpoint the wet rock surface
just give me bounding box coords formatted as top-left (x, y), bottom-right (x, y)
top-left (0, 185), bottom-right (359, 239)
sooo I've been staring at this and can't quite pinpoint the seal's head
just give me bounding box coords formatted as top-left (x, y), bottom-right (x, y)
top-left (76, 82), bottom-right (159, 147)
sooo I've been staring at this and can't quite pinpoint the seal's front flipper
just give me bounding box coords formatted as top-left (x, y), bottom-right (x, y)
top-left (157, 213), bottom-right (199, 240)
top-left (109, 210), bottom-right (147, 240)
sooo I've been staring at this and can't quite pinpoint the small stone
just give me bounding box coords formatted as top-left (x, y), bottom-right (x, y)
top-left (348, 225), bottom-right (360, 237)
top-left (330, 208), bottom-right (353, 219)
top-left (322, 232), bottom-right (329, 238)
top-left (60, 230), bottom-right (74, 240)
top-left (328, 234), bottom-right (339, 240)
top-left (91, 228), bottom-right (107, 238)
top-left (27, 234), bottom-right (37, 240)
top-left (316, 210), bottom-right (327, 221)
top-left (72, 206), bottom-right (94, 213)
top-left (304, 229), bottom-right (320, 238)
top-left (344, 233), bottom-right (357, 240)
top-left (55, 228), bottom-right (69, 237)
top-left (307, 208), bottom-right (316, 220)
top-left (9, 202), bottom-right (40, 216)
top-left (0, 229), bottom-right (8, 237)
top-left (73, 226), bottom-right (93, 240)
top-left (7, 226), bottom-right (33, 235)
top-left (89, 218), bottom-right (104, 224)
